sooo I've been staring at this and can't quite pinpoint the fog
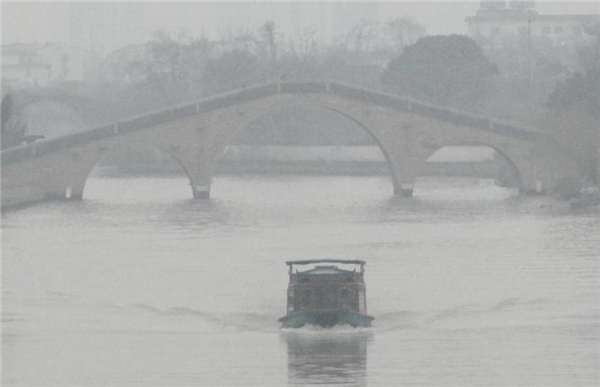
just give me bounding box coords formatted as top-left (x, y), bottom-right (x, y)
top-left (2, 1), bottom-right (599, 386)
top-left (4, 1), bottom-right (598, 53)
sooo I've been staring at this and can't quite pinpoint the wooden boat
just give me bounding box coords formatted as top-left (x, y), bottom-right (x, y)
top-left (279, 259), bottom-right (374, 328)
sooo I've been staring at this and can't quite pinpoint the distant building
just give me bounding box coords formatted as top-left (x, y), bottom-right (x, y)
top-left (466, 1), bottom-right (599, 72)
top-left (1, 42), bottom-right (99, 88)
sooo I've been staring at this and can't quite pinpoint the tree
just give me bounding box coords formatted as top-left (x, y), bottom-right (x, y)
top-left (1, 93), bottom-right (13, 133)
top-left (260, 21), bottom-right (279, 64)
top-left (289, 26), bottom-right (319, 63)
top-left (317, 47), bottom-right (383, 90)
top-left (231, 28), bottom-right (259, 53)
top-left (108, 30), bottom-right (213, 110)
top-left (381, 35), bottom-right (498, 110)
top-left (1, 93), bottom-right (25, 149)
top-left (580, 19), bottom-right (600, 71)
top-left (201, 49), bottom-right (260, 94)
top-left (281, 26), bottom-right (320, 80)
top-left (346, 20), bottom-right (380, 53)
top-left (384, 17), bottom-right (426, 53)
top-left (548, 70), bottom-right (600, 119)
top-left (547, 70), bottom-right (600, 185)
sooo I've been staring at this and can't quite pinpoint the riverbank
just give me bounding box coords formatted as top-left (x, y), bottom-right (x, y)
top-left (570, 188), bottom-right (600, 209)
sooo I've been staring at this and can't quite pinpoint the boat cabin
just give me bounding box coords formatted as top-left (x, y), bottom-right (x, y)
top-left (284, 259), bottom-right (369, 316)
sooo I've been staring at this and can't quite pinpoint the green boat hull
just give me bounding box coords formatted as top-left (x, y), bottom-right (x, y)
top-left (279, 310), bottom-right (374, 328)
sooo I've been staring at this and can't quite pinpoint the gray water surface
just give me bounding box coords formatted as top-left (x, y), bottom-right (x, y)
top-left (2, 175), bottom-right (599, 386)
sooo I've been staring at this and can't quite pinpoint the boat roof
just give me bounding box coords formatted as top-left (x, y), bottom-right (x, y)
top-left (285, 259), bottom-right (366, 266)
top-left (301, 266), bottom-right (353, 275)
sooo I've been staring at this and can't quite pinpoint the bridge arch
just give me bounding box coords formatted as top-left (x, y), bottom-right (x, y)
top-left (211, 101), bottom-right (400, 190)
top-left (422, 142), bottom-right (525, 191)
top-left (72, 143), bottom-right (200, 201)
top-left (195, 95), bottom-right (419, 197)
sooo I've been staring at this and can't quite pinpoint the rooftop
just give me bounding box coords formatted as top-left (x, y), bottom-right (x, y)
top-left (1, 42), bottom-right (95, 55)
top-left (467, 11), bottom-right (600, 23)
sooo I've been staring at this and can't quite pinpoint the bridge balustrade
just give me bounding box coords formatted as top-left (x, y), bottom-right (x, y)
top-left (279, 82), bottom-right (328, 94)
top-left (329, 83), bottom-right (411, 111)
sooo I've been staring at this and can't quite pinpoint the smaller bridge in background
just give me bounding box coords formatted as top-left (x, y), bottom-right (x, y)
top-left (1, 81), bottom-right (571, 209)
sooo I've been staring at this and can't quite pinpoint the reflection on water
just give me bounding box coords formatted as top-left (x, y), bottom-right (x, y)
top-left (284, 330), bottom-right (373, 387)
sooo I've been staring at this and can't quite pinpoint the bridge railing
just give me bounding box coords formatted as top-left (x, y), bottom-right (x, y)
top-left (1, 123), bottom-right (115, 164)
top-left (196, 83), bottom-right (277, 113)
top-left (329, 82), bottom-right (541, 140)
top-left (279, 82), bottom-right (328, 94)
top-left (329, 83), bottom-right (411, 112)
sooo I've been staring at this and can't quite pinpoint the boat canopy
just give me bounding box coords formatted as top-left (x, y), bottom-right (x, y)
top-left (286, 259), bottom-right (366, 275)
top-left (285, 259), bottom-right (366, 266)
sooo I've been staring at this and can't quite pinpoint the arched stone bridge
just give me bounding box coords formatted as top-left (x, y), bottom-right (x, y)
top-left (1, 81), bottom-right (564, 208)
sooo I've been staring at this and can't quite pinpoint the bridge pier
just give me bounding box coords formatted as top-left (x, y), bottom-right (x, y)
top-left (394, 183), bottom-right (414, 197)
top-left (192, 184), bottom-right (211, 199)
top-left (64, 185), bottom-right (83, 200)
top-left (170, 127), bottom-right (214, 200)
top-left (68, 194), bottom-right (84, 201)
top-left (65, 175), bottom-right (88, 201)
top-left (388, 122), bottom-right (422, 198)
top-left (66, 151), bottom-right (104, 201)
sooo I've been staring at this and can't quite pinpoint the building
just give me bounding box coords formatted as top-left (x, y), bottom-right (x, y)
top-left (466, 1), bottom-right (599, 73)
top-left (1, 42), bottom-right (99, 88)
top-left (467, 1), bottom-right (599, 47)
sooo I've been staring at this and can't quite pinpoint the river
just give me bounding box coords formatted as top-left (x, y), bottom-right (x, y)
top-left (2, 175), bottom-right (599, 386)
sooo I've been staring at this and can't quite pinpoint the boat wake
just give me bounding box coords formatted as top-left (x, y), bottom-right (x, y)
top-left (281, 324), bottom-right (375, 335)
top-left (126, 303), bottom-right (281, 332)
top-left (372, 296), bottom-right (595, 332)
top-left (89, 294), bottom-right (593, 336)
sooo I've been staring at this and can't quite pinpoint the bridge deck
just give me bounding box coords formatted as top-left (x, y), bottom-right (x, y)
top-left (1, 82), bottom-right (543, 165)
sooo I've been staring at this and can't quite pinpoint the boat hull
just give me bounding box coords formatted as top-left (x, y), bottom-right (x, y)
top-left (279, 310), bottom-right (374, 328)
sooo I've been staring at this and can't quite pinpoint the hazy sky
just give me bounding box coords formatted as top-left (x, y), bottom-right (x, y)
top-left (3, 1), bottom-right (599, 55)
